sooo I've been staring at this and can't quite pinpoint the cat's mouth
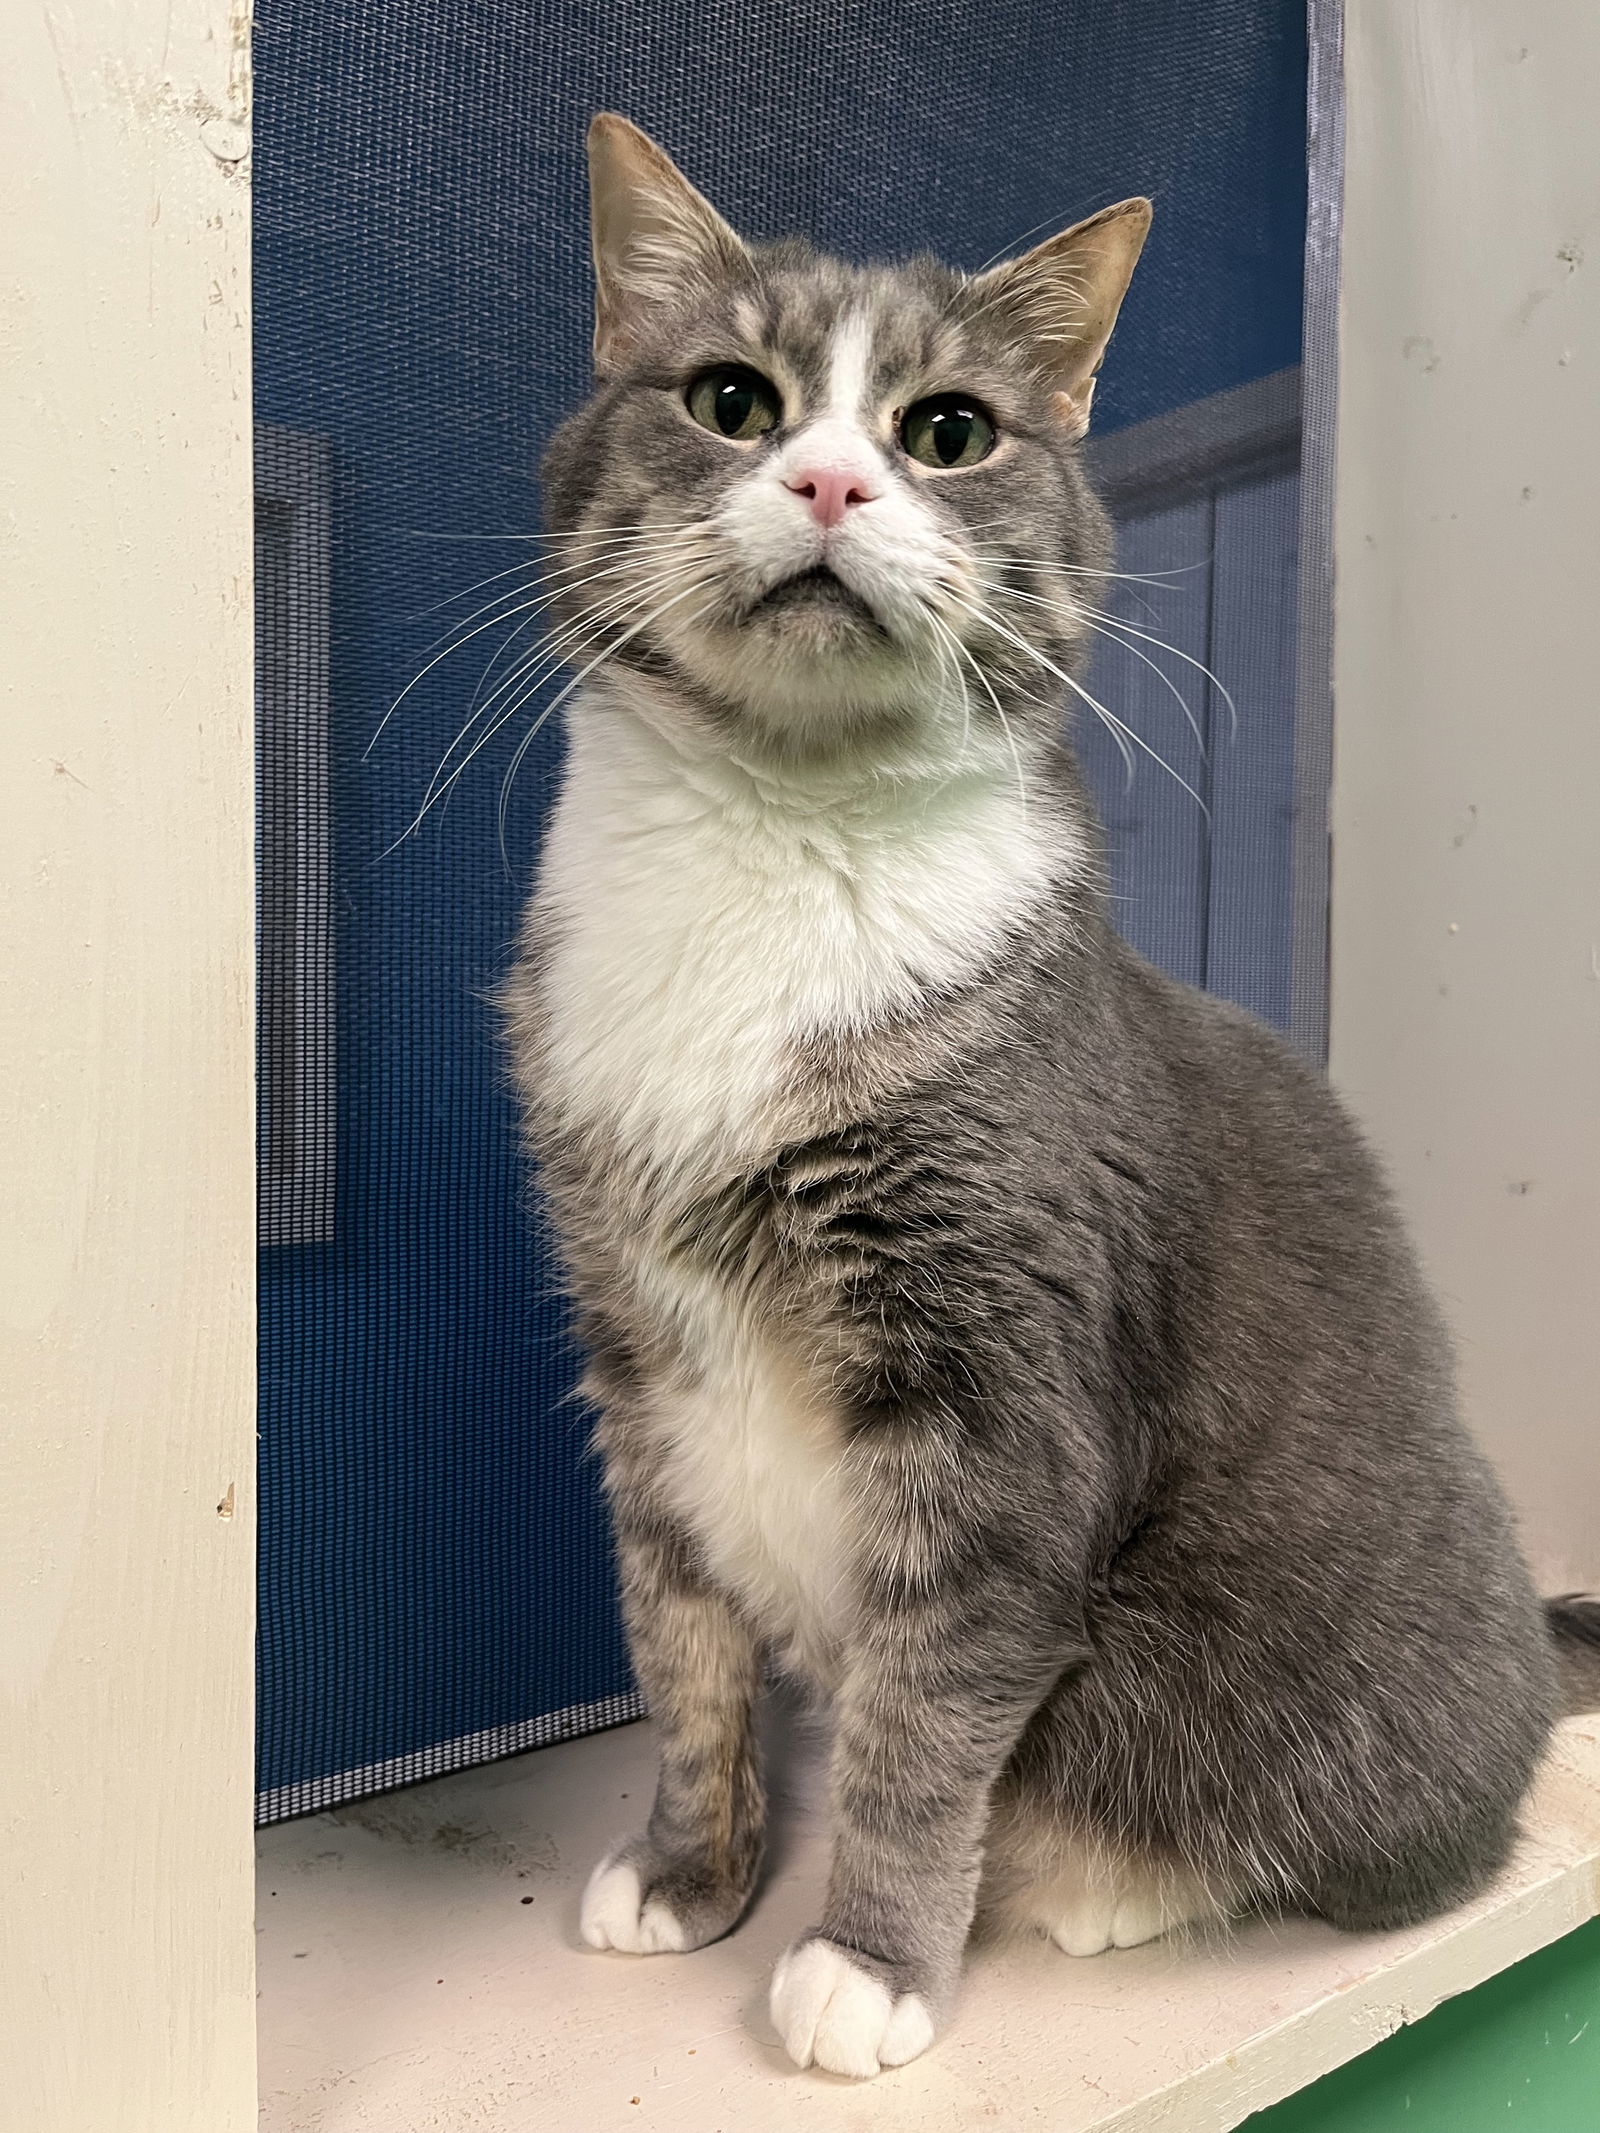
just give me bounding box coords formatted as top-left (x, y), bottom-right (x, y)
top-left (743, 564), bottom-right (887, 635)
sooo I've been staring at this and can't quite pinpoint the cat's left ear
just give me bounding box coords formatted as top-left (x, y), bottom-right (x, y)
top-left (970, 198), bottom-right (1152, 439)
top-left (587, 113), bottom-right (751, 375)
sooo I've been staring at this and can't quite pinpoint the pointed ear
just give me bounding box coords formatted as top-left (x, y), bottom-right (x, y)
top-left (586, 113), bottom-right (750, 375)
top-left (969, 197), bottom-right (1152, 438)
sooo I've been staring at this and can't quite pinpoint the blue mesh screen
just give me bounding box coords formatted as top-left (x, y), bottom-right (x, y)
top-left (254, 0), bottom-right (1308, 1818)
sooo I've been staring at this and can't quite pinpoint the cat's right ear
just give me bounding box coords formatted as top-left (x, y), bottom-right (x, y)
top-left (587, 114), bottom-right (750, 376)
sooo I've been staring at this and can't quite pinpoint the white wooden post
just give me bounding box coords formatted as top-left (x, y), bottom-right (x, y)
top-left (1, 2), bottom-right (258, 2125)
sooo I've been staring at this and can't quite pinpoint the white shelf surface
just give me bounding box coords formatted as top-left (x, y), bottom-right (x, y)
top-left (258, 1711), bottom-right (1600, 2133)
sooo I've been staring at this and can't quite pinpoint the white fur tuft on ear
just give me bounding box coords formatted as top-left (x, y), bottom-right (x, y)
top-left (968, 197), bottom-right (1153, 439)
top-left (587, 113), bottom-right (750, 375)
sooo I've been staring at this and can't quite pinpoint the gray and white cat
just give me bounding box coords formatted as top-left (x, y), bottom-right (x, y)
top-left (502, 114), bottom-right (1582, 2079)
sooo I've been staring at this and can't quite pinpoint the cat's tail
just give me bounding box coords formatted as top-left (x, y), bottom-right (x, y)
top-left (1546, 1595), bottom-right (1600, 1716)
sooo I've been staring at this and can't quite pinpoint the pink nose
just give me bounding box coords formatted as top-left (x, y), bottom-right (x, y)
top-left (784, 464), bottom-right (879, 529)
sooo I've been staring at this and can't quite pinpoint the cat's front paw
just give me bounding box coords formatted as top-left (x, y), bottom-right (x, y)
top-left (580, 1853), bottom-right (690, 1953)
top-left (769, 1936), bottom-right (938, 2078)
top-left (579, 1839), bottom-right (750, 1955)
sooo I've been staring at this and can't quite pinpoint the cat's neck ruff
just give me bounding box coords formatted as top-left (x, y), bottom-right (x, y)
top-left (536, 674), bottom-right (1073, 1181)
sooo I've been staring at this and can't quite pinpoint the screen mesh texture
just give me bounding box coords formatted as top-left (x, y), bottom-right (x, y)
top-left (253, 0), bottom-right (1309, 1820)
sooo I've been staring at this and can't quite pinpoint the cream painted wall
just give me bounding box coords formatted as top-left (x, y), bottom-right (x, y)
top-left (0, 4), bottom-right (257, 2128)
top-left (1332, 1), bottom-right (1600, 1590)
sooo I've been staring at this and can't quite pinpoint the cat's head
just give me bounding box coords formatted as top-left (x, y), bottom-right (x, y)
top-left (541, 114), bottom-right (1149, 765)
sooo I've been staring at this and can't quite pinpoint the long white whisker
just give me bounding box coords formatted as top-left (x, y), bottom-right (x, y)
top-left (470, 550), bottom-right (713, 724)
top-left (403, 530), bottom-right (679, 629)
top-left (398, 522), bottom-right (674, 544)
top-left (1092, 609), bottom-right (1240, 739)
top-left (414, 608), bottom-right (609, 819)
top-left (364, 586), bottom-right (584, 762)
top-left (952, 594), bottom-right (1209, 816)
top-left (492, 587), bottom-right (722, 875)
top-left (942, 627), bottom-right (974, 762)
top-left (1084, 615), bottom-right (1208, 752)
top-left (416, 558), bottom-right (708, 819)
top-left (409, 540), bottom-right (691, 675)
top-left (1026, 672), bottom-right (1139, 787)
top-left (375, 563), bottom-right (713, 861)
top-left (950, 595), bottom-right (1135, 784)
top-left (976, 544), bottom-right (1202, 587)
top-left (366, 542), bottom-right (697, 761)
top-left (924, 614), bottom-right (975, 770)
top-left (492, 576), bottom-right (720, 869)
top-left (930, 616), bottom-right (1028, 815)
top-left (406, 537), bottom-right (688, 668)
top-left (990, 582), bottom-right (1208, 755)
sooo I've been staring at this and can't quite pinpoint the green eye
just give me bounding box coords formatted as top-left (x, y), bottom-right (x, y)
top-left (900, 394), bottom-right (996, 469)
top-left (686, 364), bottom-right (782, 441)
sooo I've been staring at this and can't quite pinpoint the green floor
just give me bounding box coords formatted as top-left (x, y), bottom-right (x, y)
top-left (1241, 1917), bottom-right (1600, 2132)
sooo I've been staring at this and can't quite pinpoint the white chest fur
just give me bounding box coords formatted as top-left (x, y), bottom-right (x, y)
top-left (535, 689), bottom-right (1062, 1180)
top-left (534, 688), bottom-right (1065, 1663)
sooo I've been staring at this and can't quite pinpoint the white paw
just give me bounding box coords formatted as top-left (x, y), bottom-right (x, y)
top-left (1108, 1884), bottom-right (1181, 1949)
top-left (769, 1938), bottom-right (936, 2079)
top-left (579, 1855), bottom-right (690, 1955)
top-left (1047, 1868), bottom-right (1213, 1956)
top-left (1048, 1885), bottom-right (1117, 1957)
